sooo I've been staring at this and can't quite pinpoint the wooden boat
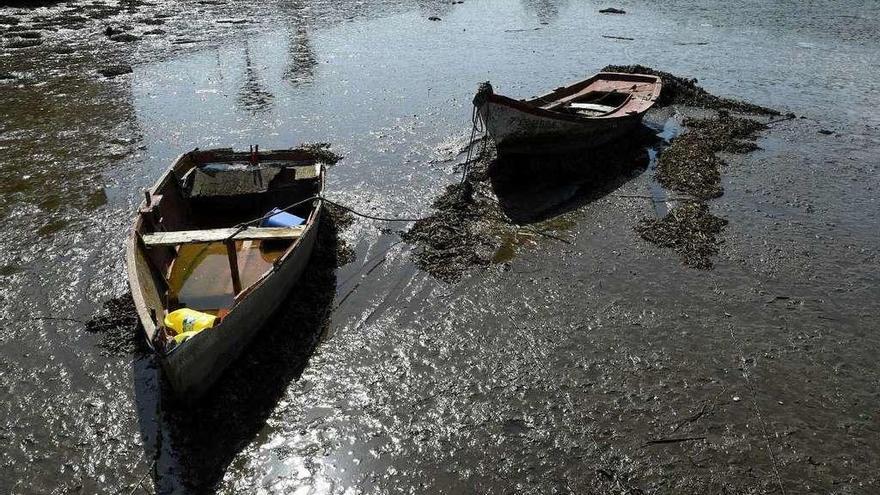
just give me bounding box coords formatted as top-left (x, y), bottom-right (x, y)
top-left (473, 72), bottom-right (662, 154)
top-left (125, 147), bottom-right (326, 401)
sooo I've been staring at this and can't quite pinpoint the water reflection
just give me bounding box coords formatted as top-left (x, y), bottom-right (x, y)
top-left (285, 24), bottom-right (317, 86)
top-left (237, 42), bottom-right (275, 114)
top-left (413, 0), bottom-right (455, 18)
top-left (521, 0), bottom-right (569, 24)
top-left (279, 0), bottom-right (318, 86)
top-left (0, 72), bottom-right (139, 220)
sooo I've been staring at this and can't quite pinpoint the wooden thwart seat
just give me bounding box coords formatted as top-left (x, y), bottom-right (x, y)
top-left (142, 226), bottom-right (305, 247)
top-left (568, 102), bottom-right (618, 113)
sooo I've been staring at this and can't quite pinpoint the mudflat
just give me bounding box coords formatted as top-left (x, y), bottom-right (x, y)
top-left (1, 0), bottom-right (878, 493)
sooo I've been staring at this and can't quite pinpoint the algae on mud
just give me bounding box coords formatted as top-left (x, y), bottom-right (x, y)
top-left (401, 145), bottom-right (502, 282)
top-left (405, 67), bottom-right (777, 277)
top-left (85, 294), bottom-right (144, 356)
top-left (636, 202), bottom-right (728, 269)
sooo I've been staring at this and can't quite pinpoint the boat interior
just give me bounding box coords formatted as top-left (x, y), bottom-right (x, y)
top-left (555, 91), bottom-right (632, 116)
top-left (535, 72), bottom-right (661, 117)
top-left (133, 149), bottom-right (323, 341)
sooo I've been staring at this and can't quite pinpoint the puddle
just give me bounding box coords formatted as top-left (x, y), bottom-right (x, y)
top-left (646, 115), bottom-right (683, 217)
top-left (168, 240), bottom-right (289, 311)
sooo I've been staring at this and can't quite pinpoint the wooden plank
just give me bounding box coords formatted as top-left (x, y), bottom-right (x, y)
top-left (135, 232), bottom-right (169, 291)
top-left (225, 240), bottom-right (242, 295)
top-left (142, 226), bottom-right (305, 246)
top-left (541, 86), bottom-right (601, 110)
top-left (569, 102), bottom-right (617, 112)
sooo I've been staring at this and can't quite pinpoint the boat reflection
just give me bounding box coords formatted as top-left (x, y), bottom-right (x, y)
top-left (488, 125), bottom-right (659, 224)
top-left (237, 41), bottom-right (275, 114)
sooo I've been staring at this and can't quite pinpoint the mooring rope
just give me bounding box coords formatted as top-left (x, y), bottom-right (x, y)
top-left (459, 102), bottom-right (487, 192)
top-left (318, 197), bottom-right (425, 223)
top-left (225, 194), bottom-right (426, 243)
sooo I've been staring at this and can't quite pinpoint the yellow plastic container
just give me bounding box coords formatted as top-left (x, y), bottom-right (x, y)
top-left (164, 308), bottom-right (217, 343)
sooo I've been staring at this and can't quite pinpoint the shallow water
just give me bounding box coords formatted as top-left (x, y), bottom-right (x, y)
top-left (1, 0), bottom-right (880, 493)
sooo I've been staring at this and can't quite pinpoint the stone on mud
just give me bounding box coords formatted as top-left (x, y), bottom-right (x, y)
top-left (109, 33), bottom-right (138, 42)
top-left (99, 64), bottom-right (133, 78)
top-left (5, 38), bottom-right (42, 48)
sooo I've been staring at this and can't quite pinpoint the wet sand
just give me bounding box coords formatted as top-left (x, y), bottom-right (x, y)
top-left (1, 0), bottom-right (879, 493)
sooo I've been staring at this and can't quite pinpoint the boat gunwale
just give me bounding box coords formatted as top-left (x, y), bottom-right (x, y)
top-left (485, 71), bottom-right (662, 123)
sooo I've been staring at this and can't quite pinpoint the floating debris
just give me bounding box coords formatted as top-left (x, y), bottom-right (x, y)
top-left (599, 8), bottom-right (626, 14)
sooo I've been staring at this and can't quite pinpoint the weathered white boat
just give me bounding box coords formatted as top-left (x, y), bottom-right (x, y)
top-left (474, 72), bottom-right (662, 154)
top-left (125, 147), bottom-right (326, 401)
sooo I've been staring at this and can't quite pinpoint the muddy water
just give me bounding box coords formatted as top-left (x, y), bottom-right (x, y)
top-left (1, 0), bottom-right (879, 493)
top-left (170, 241), bottom-right (288, 311)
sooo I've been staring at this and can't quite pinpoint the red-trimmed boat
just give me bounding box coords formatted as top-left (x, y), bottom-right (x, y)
top-left (474, 72), bottom-right (662, 154)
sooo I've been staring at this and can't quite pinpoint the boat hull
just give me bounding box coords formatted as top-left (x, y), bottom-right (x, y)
top-left (479, 100), bottom-right (643, 155)
top-left (157, 212), bottom-right (320, 401)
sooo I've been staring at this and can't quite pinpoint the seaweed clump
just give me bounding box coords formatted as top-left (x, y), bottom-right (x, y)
top-left (402, 153), bottom-right (503, 282)
top-left (297, 142), bottom-right (342, 165)
top-left (656, 113), bottom-right (767, 199)
top-left (324, 203), bottom-right (356, 266)
top-left (636, 202), bottom-right (728, 269)
top-left (602, 64), bottom-right (779, 115)
top-left (85, 294), bottom-right (145, 356)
